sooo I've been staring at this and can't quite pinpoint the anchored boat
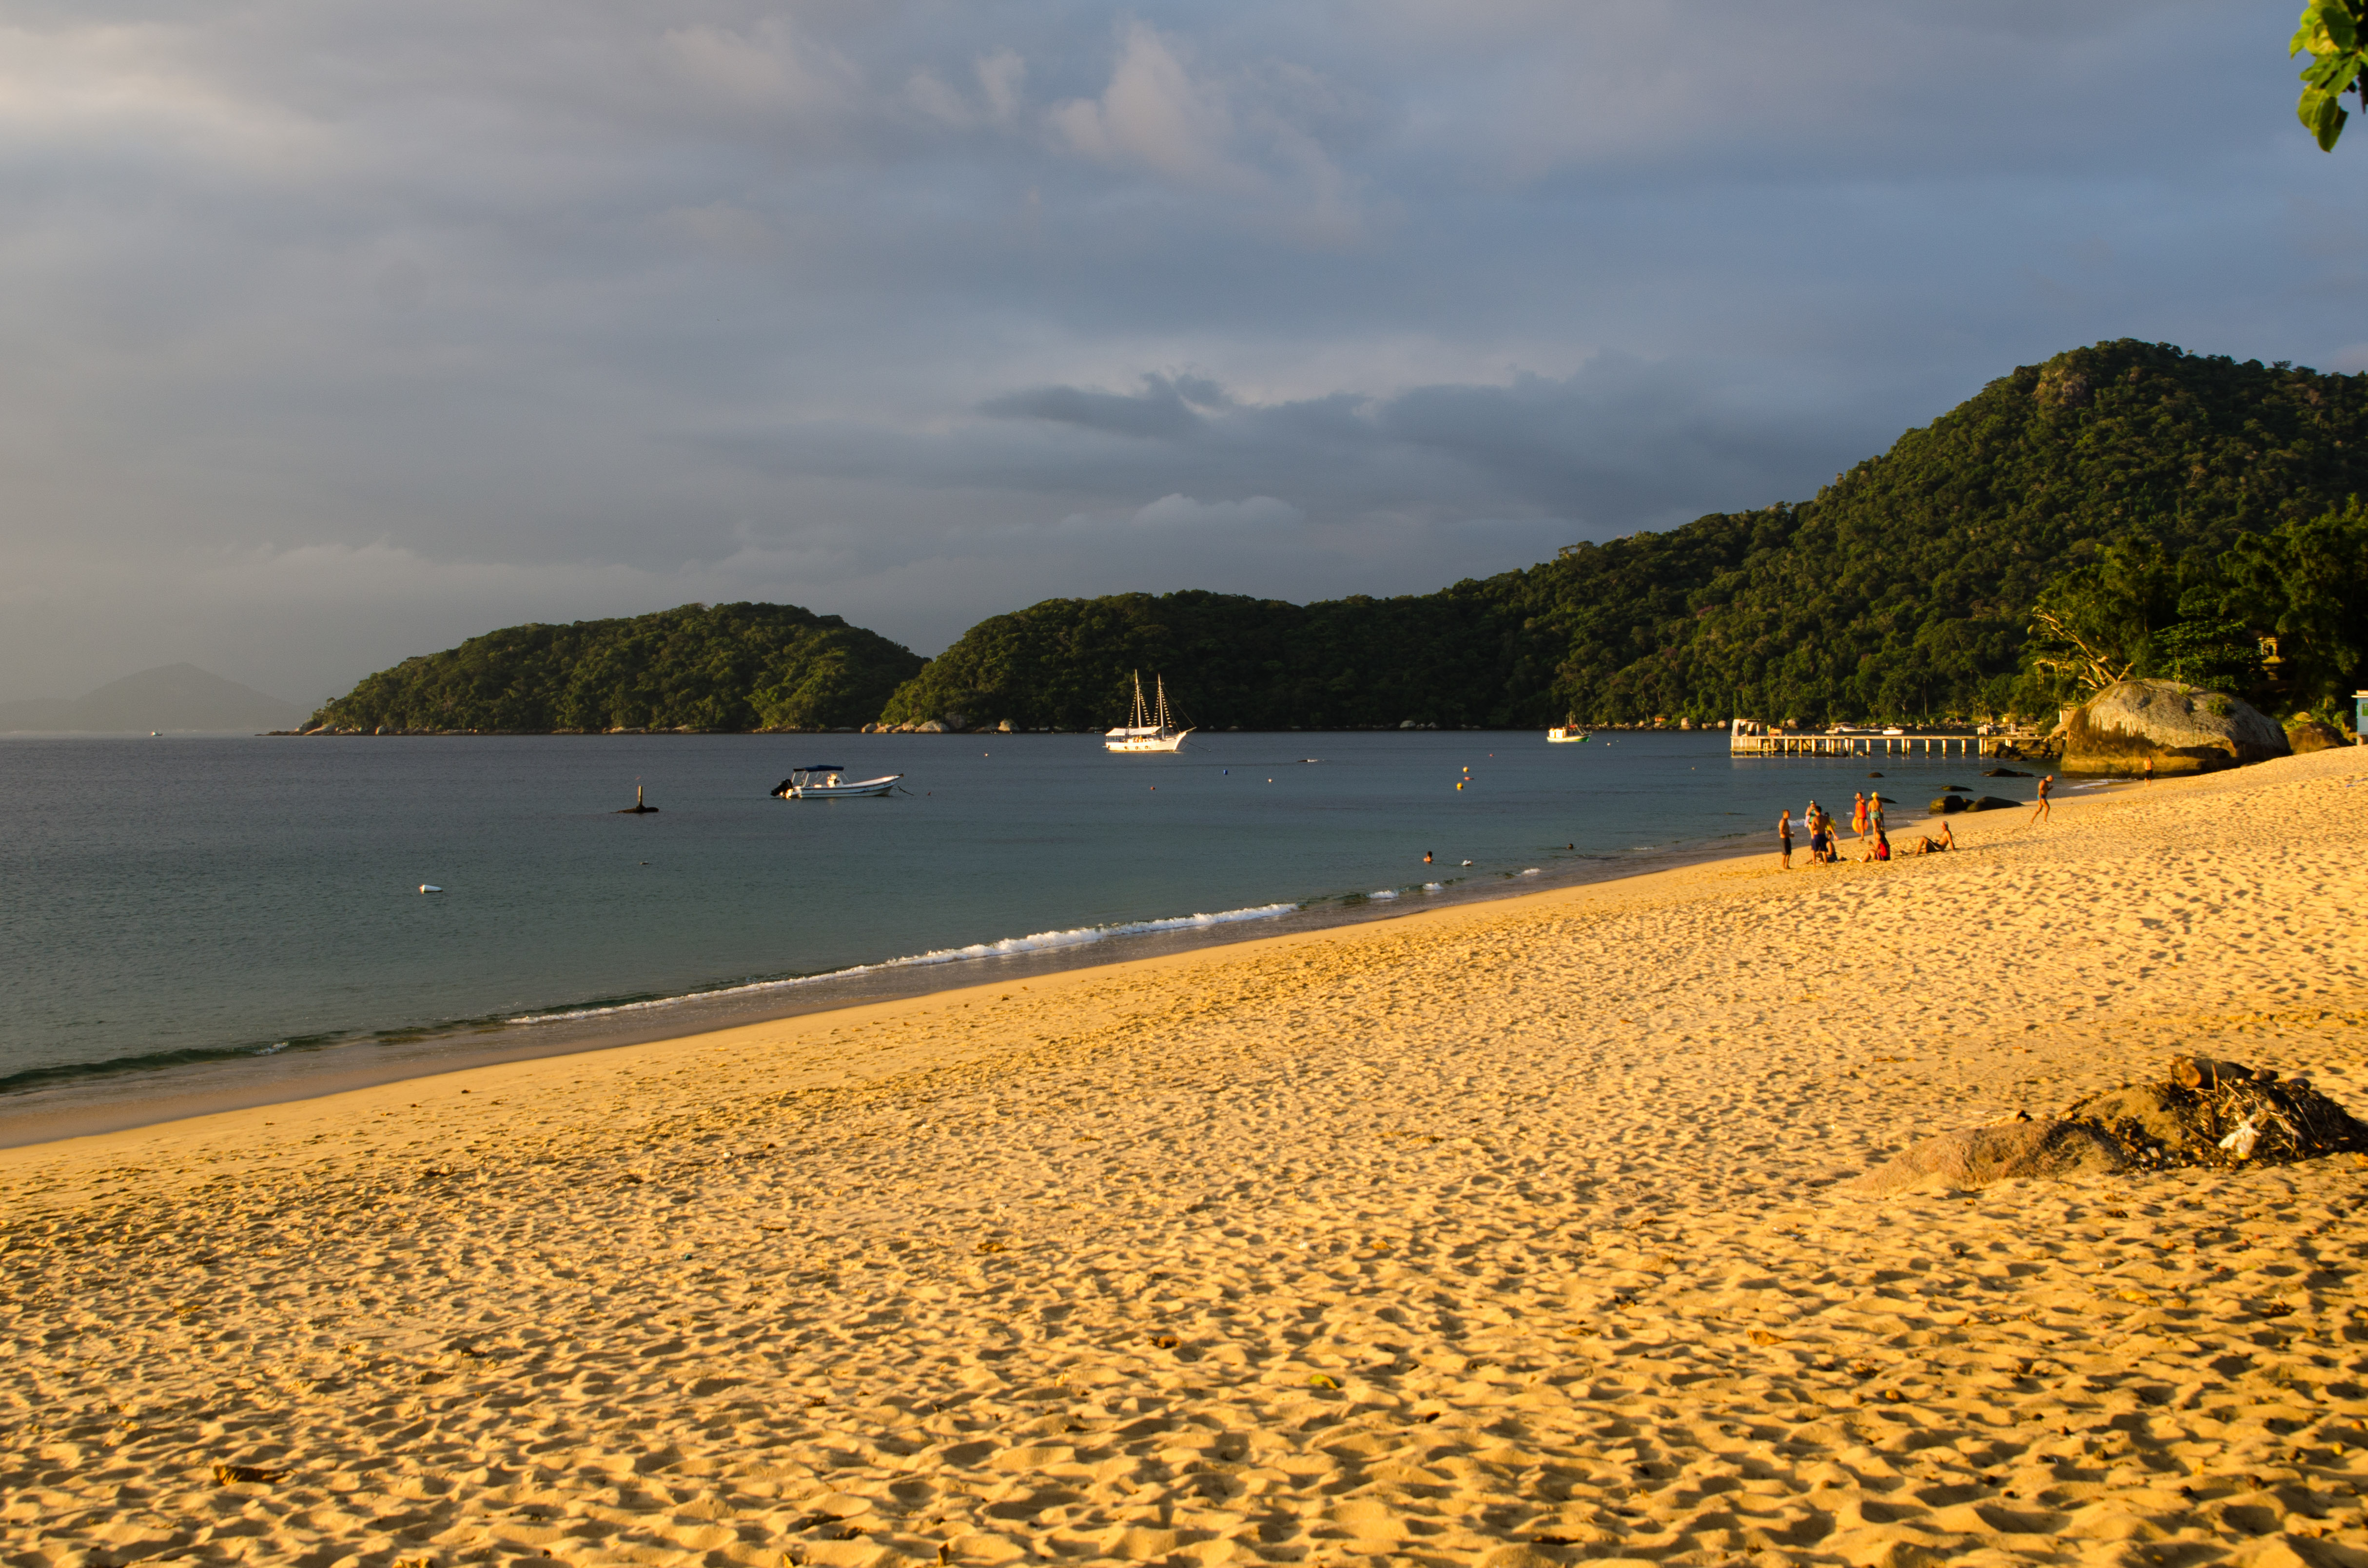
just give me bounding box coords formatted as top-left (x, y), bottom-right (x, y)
top-left (1104, 672), bottom-right (1192, 754)
top-left (771, 765), bottom-right (902, 799)
top-left (1546, 725), bottom-right (1590, 743)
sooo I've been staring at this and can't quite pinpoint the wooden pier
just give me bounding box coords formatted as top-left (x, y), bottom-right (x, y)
top-left (1728, 720), bottom-right (2035, 759)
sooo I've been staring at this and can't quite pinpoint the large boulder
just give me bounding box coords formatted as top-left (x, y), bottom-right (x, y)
top-left (2062, 679), bottom-right (2288, 775)
top-left (1846, 1118), bottom-right (2125, 1196)
top-left (2286, 716), bottom-right (2349, 755)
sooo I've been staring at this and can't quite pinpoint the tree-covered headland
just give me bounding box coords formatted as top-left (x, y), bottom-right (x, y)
top-left (309, 341), bottom-right (2368, 734)
top-left (305, 602), bottom-right (923, 733)
top-left (888, 341), bottom-right (2368, 731)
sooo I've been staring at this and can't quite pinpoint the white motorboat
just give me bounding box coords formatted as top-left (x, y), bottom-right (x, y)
top-left (771, 764), bottom-right (903, 799)
top-left (1546, 725), bottom-right (1590, 743)
top-left (1104, 672), bottom-right (1192, 753)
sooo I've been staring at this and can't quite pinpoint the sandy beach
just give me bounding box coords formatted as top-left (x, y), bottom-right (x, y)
top-left (7, 748), bottom-right (2368, 1568)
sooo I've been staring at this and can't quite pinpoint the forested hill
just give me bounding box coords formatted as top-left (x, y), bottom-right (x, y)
top-left (884, 340), bottom-right (2368, 729)
top-left (304, 603), bottom-right (923, 733)
top-left (306, 341), bottom-right (2368, 734)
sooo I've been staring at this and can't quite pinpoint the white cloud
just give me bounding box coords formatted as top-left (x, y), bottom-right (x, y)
top-left (1051, 24), bottom-right (1249, 191)
top-left (657, 19), bottom-right (858, 118)
top-left (976, 49), bottom-right (1026, 124)
top-left (1047, 21), bottom-right (1364, 237)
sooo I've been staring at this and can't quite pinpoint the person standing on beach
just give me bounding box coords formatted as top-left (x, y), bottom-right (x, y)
top-left (1852, 792), bottom-right (1869, 841)
top-left (1778, 809), bottom-right (1794, 869)
top-left (2029, 774), bottom-right (2053, 823)
top-left (1868, 791), bottom-right (1886, 837)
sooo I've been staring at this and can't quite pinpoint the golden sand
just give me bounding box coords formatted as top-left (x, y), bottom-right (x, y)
top-left (6, 749), bottom-right (2368, 1568)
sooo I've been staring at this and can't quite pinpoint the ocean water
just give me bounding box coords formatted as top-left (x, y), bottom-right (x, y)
top-left (0, 730), bottom-right (2045, 1126)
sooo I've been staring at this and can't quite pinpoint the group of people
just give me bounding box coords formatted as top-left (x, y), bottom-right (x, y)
top-left (1777, 788), bottom-right (1954, 869)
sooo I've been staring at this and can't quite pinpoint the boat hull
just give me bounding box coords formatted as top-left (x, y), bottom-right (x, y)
top-left (776, 774), bottom-right (902, 798)
top-left (1104, 729), bottom-right (1191, 753)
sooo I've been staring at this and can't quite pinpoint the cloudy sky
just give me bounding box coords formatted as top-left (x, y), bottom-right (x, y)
top-left (0, 0), bottom-right (2356, 704)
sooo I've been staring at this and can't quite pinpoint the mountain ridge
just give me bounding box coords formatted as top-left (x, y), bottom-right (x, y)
top-left (0, 664), bottom-right (305, 734)
top-left (302, 340), bottom-right (2368, 734)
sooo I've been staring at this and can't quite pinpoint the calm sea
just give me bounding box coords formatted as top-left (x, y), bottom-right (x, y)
top-left (0, 730), bottom-right (2047, 1137)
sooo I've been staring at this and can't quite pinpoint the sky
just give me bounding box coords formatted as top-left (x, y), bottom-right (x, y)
top-left (1, 0), bottom-right (2361, 706)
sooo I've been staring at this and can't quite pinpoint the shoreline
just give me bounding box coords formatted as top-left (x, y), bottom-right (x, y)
top-left (6, 747), bottom-right (2365, 1568)
top-left (4, 772), bottom-right (2116, 1158)
top-left (0, 778), bottom-right (1917, 1149)
top-left (0, 820), bottom-right (1781, 1149)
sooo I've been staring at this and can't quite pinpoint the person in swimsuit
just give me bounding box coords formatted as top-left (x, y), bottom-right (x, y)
top-left (1852, 792), bottom-right (1869, 841)
top-left (2029, 774), bottom-right (2053, 823)
top-left (1778, 810), bottom-right (1794, 869)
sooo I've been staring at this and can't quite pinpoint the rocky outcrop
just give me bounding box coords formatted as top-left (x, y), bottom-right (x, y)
top-left (2062, 679), bottom-right (2288, 775)
top-left (2285, 716), bottom-right (2349, 754)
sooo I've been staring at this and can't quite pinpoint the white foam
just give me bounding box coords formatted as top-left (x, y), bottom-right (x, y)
top-left (1519, 867), bottom-right (1542, 876)
top-left (1422, 882), bottom-right (1444, 892)
top-left (508, 902), bottom-right (1300, 1026)
top-left (1368, 889), bottom-right (1399, 900)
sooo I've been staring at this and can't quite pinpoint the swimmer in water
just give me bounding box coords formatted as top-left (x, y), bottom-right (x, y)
top-left (1423, 851), bottom-right (1433, 863)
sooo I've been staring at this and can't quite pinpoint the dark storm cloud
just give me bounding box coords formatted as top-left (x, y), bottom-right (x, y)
top-left (0, 0), bottom-right (2345, 701)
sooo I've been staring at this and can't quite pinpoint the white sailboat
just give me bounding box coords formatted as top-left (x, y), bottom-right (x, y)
top-left (1104, 672), bottom-right (1192, 753)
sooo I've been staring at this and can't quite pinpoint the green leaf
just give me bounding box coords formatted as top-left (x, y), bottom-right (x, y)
top-left (2300, 85), bottom-right (2351, 150)
top-left (2295, 0), bottom-right (2361, 55)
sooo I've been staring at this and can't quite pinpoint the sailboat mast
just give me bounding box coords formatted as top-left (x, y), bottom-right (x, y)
top-left (1155, 676), bottom-right (1170, 732)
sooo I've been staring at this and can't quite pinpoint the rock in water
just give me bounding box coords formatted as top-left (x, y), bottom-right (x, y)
top-left (1846, 1118), bottom-right (2125, 1196)
top-left (2062, 678), bottom-right (2288, 775)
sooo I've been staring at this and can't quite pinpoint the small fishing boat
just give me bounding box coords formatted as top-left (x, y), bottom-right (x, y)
top-left (1546, 725), bottom-right (1590, 743)
top-left (1105, 672), bottom-right (1192, 753)
top-left (771, 765), bottom-right (902, 799)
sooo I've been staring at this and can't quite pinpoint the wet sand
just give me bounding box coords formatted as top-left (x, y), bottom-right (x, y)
top-left (6, 746), bottom-right (2367, 1568)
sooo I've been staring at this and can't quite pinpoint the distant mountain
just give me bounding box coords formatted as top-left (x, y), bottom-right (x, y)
top-left (0, 664), bottom-right (306, 734)
top-left (306, 602), bottom-right (925, 733)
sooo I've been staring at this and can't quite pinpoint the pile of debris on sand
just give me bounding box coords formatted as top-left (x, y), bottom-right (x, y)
top-left (2065, 1054), bottom-right (2368, 1172)
top-left (1848, 1055), bottom-right (2368, 1196)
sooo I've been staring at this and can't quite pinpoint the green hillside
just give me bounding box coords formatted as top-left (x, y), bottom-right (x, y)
top-left (888, 340), bottom-right (2368, 729)
top-left (306, 602), bottom-right (924, 733)
top-left (307, 341), bottom-right (2368, 735)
